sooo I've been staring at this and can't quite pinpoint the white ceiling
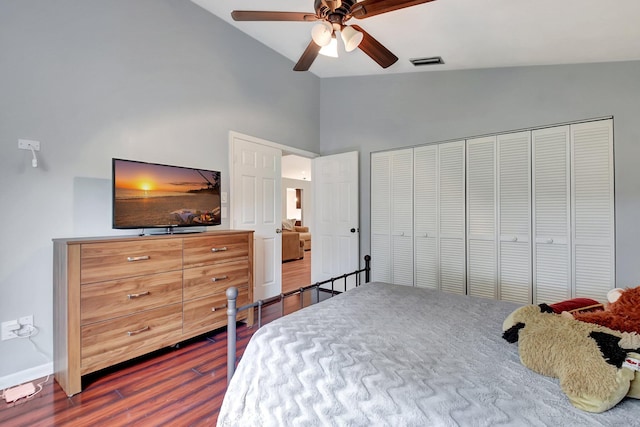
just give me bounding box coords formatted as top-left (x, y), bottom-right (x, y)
top-left (191, 0), bottom-right (640, 78)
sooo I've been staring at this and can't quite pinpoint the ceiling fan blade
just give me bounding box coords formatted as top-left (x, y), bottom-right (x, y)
top-left (293, 40), bottom-right (322, 71)
top-left (231, 11), bottom-right (318, 22)
top-left (351, 25), bottom-right (398, 68)
top-left (350, 0), bottom-right (436, 19)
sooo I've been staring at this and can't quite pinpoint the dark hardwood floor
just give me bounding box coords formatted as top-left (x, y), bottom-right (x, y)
top-left (0, 252), bottom-right (312, 426)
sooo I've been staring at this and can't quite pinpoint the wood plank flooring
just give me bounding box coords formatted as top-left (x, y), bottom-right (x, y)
top-left (281, 249), bottom-right (311, 294)
top-left (0, 253), bottom-right (312, 426)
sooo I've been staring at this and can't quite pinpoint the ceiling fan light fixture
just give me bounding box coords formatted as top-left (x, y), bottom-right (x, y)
top-left (311, 21), bottom-right (333, 47)
top-left (341, 25), bottom-right (363, 52)
top-left (319, 36), bottom-right (338, 58)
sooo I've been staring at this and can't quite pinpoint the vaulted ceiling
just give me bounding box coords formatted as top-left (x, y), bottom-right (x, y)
top-left (192, 0), bottom-right (640, 78)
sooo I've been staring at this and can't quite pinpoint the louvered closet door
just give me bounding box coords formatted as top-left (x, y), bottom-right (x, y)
top-left (371, 152), bottom-right (391, 282)
top-left (414, 145), bottom-right (438, 289)
top-left (391, 149), bottom-right (414, 286)
top-left (532, 126), bottom-right (571, 304)
top-left (439, 141), bottom-right (466, 295)
top-left (498, 132), bottom-right (532, 304)
top-left (466, 137), bottom-right (497, 299)
top-left (571, 119), bottom-right (615, 301)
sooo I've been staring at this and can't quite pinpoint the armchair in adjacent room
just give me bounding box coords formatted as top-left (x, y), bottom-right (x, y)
top-left (282, 230), bottom-right (304, 262)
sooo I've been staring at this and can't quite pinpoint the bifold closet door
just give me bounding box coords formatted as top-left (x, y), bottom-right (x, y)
top-left (497, 132), bottom-right (532, 304)
top-left (370, 149), bottom-right (414, 286)
top-left (439, 141), bottom-right (466, 295)
top-left (371, 152), bottom-right (391, 282)
top-left (466, 137), bottom-right (497, 299)
top-left (391, 149), bottom-right (414, 286)
top-left (532, 126), bottom-right (571, 304)
top-left (571, 119), bottom-right (615, 301)
top-left (414, 145), bottom-right (438, 289)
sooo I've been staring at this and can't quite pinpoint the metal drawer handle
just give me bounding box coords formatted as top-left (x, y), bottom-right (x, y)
top-left (127, 255), bottom-right (150, 262)
top-left (211, 247), bottom-right (228, 253)
top-left (127, 291), bottom-right (150, 299)
top-left (127, 326), bottom-right (150, 336)
top-left (211, 304), bottom-right (227, 312)
top-left (211, 275), bottom-right (228, 283)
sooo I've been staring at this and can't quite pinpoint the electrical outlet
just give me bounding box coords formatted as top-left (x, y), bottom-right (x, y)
top-left (1, 320), bottom-right (20, 340)
top-left (1, 316), bottom-right (34, 340)
top-left (18, 315), bottom-right (33, 327)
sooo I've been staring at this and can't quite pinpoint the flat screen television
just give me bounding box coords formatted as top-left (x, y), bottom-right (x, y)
top-left (112, 158), bottom-right (221, 230)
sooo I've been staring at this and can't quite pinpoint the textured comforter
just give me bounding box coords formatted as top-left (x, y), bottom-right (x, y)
top-left (217, 282), bottom-right (639, 426)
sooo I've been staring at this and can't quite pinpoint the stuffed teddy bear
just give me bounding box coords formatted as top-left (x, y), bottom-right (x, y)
top-left (503, 303), bottom-right (640, 413)
top-left (561, 286), bottom-right (640, 335)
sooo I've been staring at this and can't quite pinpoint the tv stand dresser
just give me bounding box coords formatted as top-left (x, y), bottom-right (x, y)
top-left (53, 230), bottom-right (253, 396)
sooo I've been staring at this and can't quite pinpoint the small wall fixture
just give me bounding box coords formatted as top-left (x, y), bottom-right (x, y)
top-left (18, 139), bottom-right (40, 168)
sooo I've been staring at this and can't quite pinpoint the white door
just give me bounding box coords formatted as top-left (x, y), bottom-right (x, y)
top-left (312, 151), bottom-right (360, 291)
top-left (571, 119), bottom-right (615, 301)
top-left (466, 136), bottom-right (497, 300)
top-left (370, 152), bottom-right (392, 283)
top-left (391, 149), bottom-right (414, 286)
top-left (414, 145), bottom-right (438, 289)
top-left (497, 131), bottom-right (532, 304)
top-left (439, 141), bottom-right (467, 295)
top-left (231, 134), bottom-right (282, 300)
top-left (532, 126), bottom-right (572, 304)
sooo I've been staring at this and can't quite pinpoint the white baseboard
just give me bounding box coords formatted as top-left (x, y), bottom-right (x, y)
top-left (0, 362), bottom-right (53, 390)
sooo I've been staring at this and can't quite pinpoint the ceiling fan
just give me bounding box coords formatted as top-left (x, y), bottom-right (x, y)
top-left (231, 0), bottom-right (436, 71)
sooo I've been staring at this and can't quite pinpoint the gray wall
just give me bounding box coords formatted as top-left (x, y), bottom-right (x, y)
top-left (0, 0), bottom-right (319, 382)
top-left (319, 61), bottom-right (640, 284)
top-left (282, 177), bottom-right (313, 230)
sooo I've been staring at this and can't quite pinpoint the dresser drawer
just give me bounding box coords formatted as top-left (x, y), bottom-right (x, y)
top-left (81, 271), bottom-right (183, 325)
top-left (183, 260), bottom-right (249, 301)
top-left (183, 286), bottom-right (249, 334)
top-left (81, 303), bottom-right (182, 375)
top-left (183, 234), bottom-right (249, 268)
top-left (80, 239), bottom-right (183, 284)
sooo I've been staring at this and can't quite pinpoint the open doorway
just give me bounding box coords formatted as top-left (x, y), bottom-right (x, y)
top-left (281, 154), bottom-right (312, 293)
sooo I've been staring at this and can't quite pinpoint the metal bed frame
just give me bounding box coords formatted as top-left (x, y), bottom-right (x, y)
top-left (225, 255), bottom-right (371, 382)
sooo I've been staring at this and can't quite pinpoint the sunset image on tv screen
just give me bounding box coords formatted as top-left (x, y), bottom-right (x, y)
top-left (113, 159), bottom-right (221, 228)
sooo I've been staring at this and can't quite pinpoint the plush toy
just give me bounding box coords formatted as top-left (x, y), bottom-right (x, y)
top-left (503, 303), bottom-right (640, 413)
top-left (561, 286), bottom-right (640, 335)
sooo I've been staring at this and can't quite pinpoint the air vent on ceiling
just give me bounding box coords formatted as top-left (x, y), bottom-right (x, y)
top-left (409, 56), bottom-right (444, 66)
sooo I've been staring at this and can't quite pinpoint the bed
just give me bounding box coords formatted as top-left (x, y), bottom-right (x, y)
top-left (217, 282), bottom-right (639, 426)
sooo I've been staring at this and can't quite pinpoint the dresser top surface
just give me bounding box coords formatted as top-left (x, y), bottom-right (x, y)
top-left (53, 229), bottom-right (254, 245)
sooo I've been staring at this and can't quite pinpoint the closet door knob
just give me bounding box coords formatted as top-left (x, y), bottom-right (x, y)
top-left (546, 238), bottom-right (554, 244)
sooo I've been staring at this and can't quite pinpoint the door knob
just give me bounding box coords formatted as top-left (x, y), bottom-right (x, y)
top-left (350, 228), bottom-right (357, 233)
top-left (276, 228), bottom-right (282, 234)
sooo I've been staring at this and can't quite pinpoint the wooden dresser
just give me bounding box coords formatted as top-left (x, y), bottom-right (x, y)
top-left (53, 230), bottom-right (253, 396)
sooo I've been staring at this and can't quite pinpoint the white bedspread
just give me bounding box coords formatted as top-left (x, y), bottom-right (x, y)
top-left (217, 282), bottom-right (639, 426)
